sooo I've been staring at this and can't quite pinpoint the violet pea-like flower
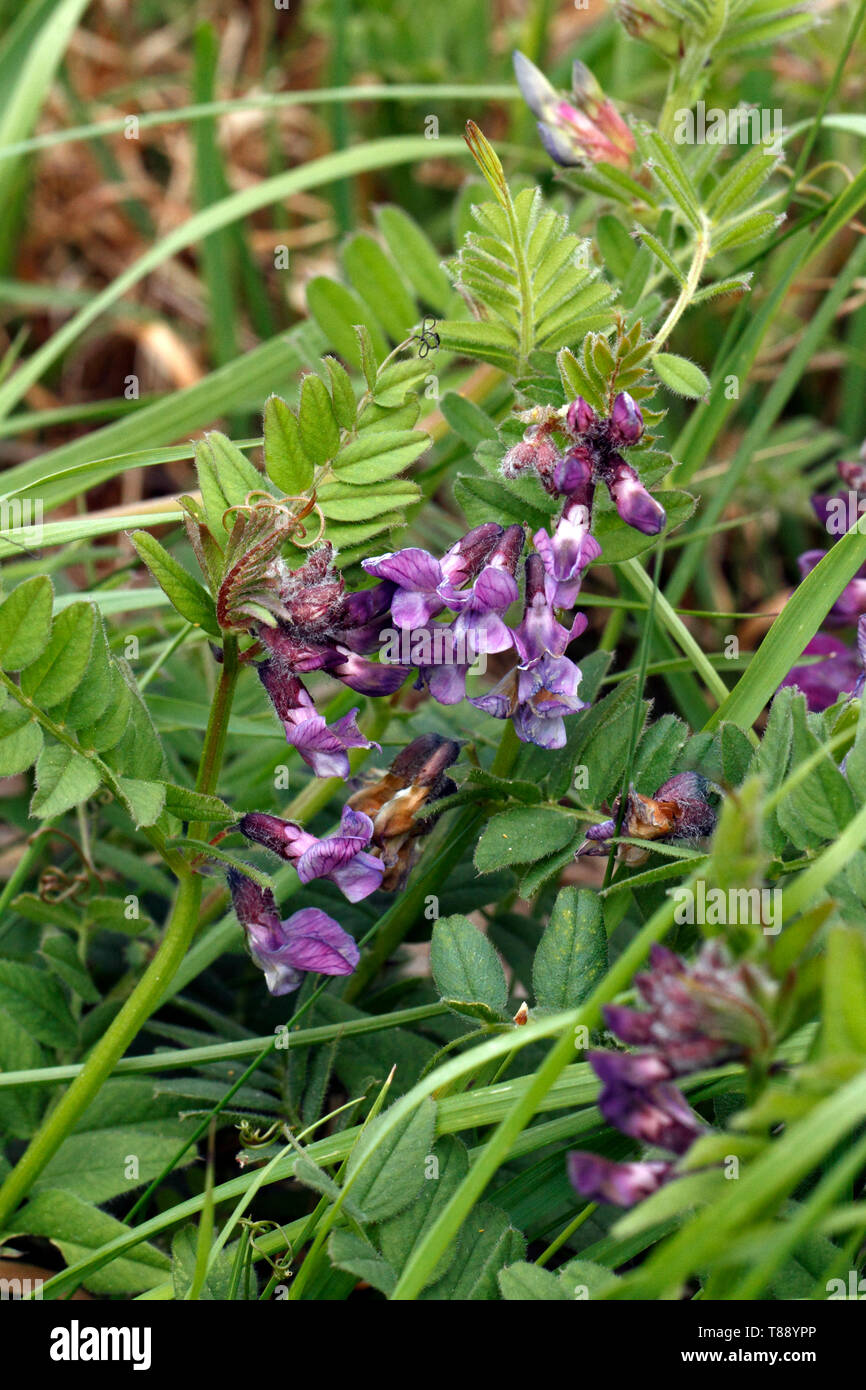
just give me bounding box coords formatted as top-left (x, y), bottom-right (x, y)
top-left (568, 1153), bottom-right (672, 1207)
top-left (258, 660), bottom-right (378, 781)
top-left (239, 805), bottom-right (384, 902)
top-left (228, 870), bottom-right (359, 996)
top-left (390, 525), bottom-right (525, 706)
top-left (512, 552), bottom-right (588, 664)
top-left (533, 496), bottom-right (601, 608)
top-left (362, 522), bottom-right (504, 628)
top-left (608, 455), bottom-right (666, 536)
top-left (603, 940), bottom-right (777, 1078)
top-left (470, 555), bottom-right (587, 748)
top-left (589, 1051), bottom-right (705, 1156)
top-left (442, 562), bottom-right (520, 657)
top-left (513, 50), bottom-right (636, 170)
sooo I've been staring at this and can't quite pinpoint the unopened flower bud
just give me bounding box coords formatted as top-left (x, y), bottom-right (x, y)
top-left (566, 397), bottom-right (597, 437)
top-left (609, 391), bottom-right (644, 446)
top-left (555, 444), bottom-right (595, 504)
top-left (608, 457), bottom-right (666, 535)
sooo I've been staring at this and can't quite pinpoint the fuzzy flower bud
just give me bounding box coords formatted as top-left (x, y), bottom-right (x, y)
top-left (608, 456), bottom-right (666, 535)
top-left (513, 50), bottom-right (636, 170)
top-left (609, 391), bottom-right (645, 446)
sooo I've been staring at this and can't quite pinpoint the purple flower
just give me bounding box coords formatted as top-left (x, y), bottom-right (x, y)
top-left (258, 661), bottom-right (378, 780)
top-left (566, 398), bottom-right (597, 436)
top-left (603, 940), bottom-right (776, 1078)
top-left (228, 870), bottom-right (359, 995)
top-left (812, 453), bottom-right (866, 536)
top-left (470, 556), bottom-right (587, 748)
top-left (239, 805), bottom-right (384, 902)
top-left (362, 523), bottom-right (505, 627)
top-left (566, 942), bottom-right (771, 1210)
top-left (471, 653), bottom-right (586, 749)
top-left (512, 553), bottom-right (588, 662)
top-left (509, 391), bottom-right (663, 539)
top-left (590, 1053), bottom-right (705, 1155)
top-left (610, 391), bottom-right (644, 446)
top-left (608, 455), bottom-right (666, 535)
top-left (566, 1056), bottom-right (702, 1208)
top-left (554, 445), bottom-right (596, 511)
top-left (533, 497), bottom-right (601, 608)
top-left (778, 631), bottom-right (863, 711)
top-left (430, 525), bottom-right (524, 649)
top-left (513, 51), bottom-right (636, 170)
top-left (376, 526), bottom-right (524, 706)
top-left (443, 565), bottom-right (520, 653)
top-left (568, 1153), bottom-right (671, 1207)
top-left (324, 649), bottom-right (410, 697)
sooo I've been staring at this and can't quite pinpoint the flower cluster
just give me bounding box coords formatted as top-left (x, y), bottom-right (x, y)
top-left (231, 735), bottom-right (460, 993)
top-left (569, 941), bottom-right (776, 1206)
top-left (253, 543), bottom-right (404, 779)
top-left (513, 50), bottom-right (636, 170)
top-left (361, 504), bottom-right (598, 748)
top-left (503, 392), bottom-right (666, 537)
top-left (229, 389), bottom-right (671, 993)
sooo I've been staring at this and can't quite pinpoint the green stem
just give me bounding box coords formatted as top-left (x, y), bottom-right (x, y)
top-left (0, 869), bottom-right (203, 1229)
top-left (0, 831), bottom-right (48, 945)
top-left (657, 29), bottom-right (720, 143)
top-left (192, 637), bottom-right (238, 803)
top-left (535, 1202), bottom-right (597, 1267)
top-left (0, 634), bottom-right (242, 1228)
top-left (650, 216), bottom-right (710, 353)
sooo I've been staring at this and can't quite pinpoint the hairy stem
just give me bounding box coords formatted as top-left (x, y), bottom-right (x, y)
top-left (650, 216), bottom-right (710, 353)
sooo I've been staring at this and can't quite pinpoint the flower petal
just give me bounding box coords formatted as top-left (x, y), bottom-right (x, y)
top-left (282, 908), bottom-right (360, 976)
